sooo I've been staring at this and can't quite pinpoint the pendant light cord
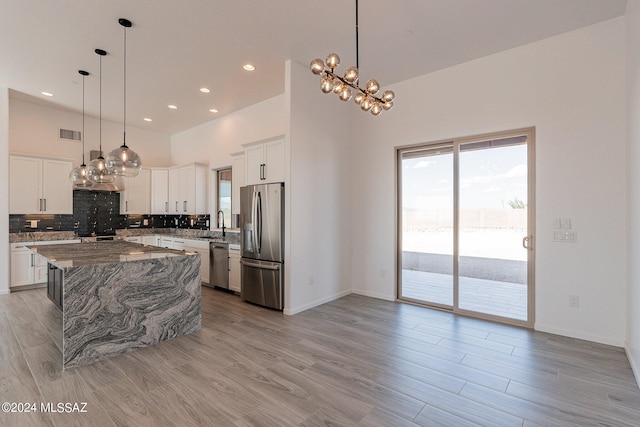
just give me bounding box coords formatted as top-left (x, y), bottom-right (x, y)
top-left (355, 0), bottom-right (359, 70)
top-left (99, 53), bottom-right (102, 155)
top-left (123, 24), bottom-right (127, 147)
top-left (81, 73), bottom-right (85, 165)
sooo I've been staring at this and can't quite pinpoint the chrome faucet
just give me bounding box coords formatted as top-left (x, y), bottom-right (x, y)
top-left (217, 210), bottom-right (226, 238)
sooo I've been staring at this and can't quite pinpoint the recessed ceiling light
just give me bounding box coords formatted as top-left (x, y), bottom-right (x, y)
top-left (168, 104), bottom-right (178, 109)
top-left (41, 91), bottom-right (53, 97)
top-left (143, 117), bottom-right (152, 122)
top-left (209, 108), bottom-right (218, 113)
top-left (200, 88), bottom-right (210, 93)
top-left (243, 64), bottom-right (255, 71)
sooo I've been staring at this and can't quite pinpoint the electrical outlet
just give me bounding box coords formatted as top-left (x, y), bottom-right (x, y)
top-left (174, 218), bottom-right (178, 226)
top-left (143, 219), bottom-right (148, 226)
top-left (569, 295), bottom-right (579, 308)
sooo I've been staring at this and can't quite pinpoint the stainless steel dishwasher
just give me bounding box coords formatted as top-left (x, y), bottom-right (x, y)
top-left (209, 242), bottom-right (229, 289)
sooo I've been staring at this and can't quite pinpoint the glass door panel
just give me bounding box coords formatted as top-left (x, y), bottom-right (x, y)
top-left (458, 138), bottom-right (529, 321)
top-left (398, 130), bottom-right (534, 327)
top-left (399, 146), bottom-right (454, 307)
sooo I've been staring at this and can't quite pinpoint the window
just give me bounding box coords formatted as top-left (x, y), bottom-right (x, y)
top-left (216, 169), bottom-right (232, 228)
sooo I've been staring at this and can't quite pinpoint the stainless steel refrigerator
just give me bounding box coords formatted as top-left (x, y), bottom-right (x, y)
top-left (240, 182), bottom-right (284, 310)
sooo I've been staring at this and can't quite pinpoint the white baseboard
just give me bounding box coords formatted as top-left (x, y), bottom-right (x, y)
top-left (284, 289), bottom-right (352, 315)
top-left (351, 288), bottom-right (396, 302)
top-left (535, 323), bottom-right (624, 347)
top-left (625, 342), bottom-right (640, 387)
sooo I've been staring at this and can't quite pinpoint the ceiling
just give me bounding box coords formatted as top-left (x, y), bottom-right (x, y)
top-left (0, 0), bottom-right (627, 136)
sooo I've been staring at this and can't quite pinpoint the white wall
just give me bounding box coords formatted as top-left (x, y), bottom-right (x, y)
top-left (0, 87), bottom-right (9, 295)
top-left (283, 60), bottom-right (353, 314)
top-left (9, 99), bottom-right (172, 167)
top-left (170, 95), bottom-right (285, 168)
top-left (351, 18), bottom-right (626, 346)
top-left (626, 1), bottom-right (640, 383)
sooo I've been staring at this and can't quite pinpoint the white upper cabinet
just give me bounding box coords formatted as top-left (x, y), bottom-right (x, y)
top-left (231, 152), bottom-right (245, 215)
top-left (151, 169), bottom-right (169, 214)
top-left (120, 168), bottom-right (151, 215)
top-left (244, 138), bottom-right (284, 185)
top-left (10, 155), bottom-right (73, 214)
top-left (168, 163), bottom-right (208, 215)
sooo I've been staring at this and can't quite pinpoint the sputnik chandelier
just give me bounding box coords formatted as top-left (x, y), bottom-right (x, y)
top-left (310, 0), bottom-right (395, 115)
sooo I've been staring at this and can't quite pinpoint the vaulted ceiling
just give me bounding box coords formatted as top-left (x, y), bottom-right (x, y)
top-left (0, 0), bottom-right (627, 135)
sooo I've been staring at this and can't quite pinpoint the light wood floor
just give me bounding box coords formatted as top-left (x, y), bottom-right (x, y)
top-left (1, 287), bottom-right (639, 426)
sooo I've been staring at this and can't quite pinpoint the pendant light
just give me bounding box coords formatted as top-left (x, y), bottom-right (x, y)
top-left (69, 70), bottom-right (94, 188)
top-left (309, 0), bottom-right (395, 115)
top-left (87, 49), bottom-right (116, 184)
top-left (106, 18), bottom-right (142, 177)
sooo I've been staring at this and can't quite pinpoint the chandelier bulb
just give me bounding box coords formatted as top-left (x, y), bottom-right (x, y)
top-left (310, 58), bottom-right (325, 75)
top-left (361, 97), bottom-right (373, 111)
top-left (343, 66), bottom-right (359, 84)
top-left (326, 53), bottom-right (340, 70)
top-left (366, 79), bottom-right (380, 95)
top-left (339, 87), bottom-right (352, 102)
top-left (382, 101), bottom-right (394, 111)
top-left (320, 76), bottom-right (334, 93)
top-left (382, 90), bottom-right (395, 103)
top-left (371, 102), bottom-right (383, 115)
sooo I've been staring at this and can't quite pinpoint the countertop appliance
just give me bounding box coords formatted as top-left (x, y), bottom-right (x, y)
top-left (209, 241), bottom-right (229, 289)
top-left (240, 182), bottom-right (284, 310)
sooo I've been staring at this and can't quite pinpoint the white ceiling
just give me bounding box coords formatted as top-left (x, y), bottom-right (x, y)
top-left (0, 0), bottom-right (627, 136)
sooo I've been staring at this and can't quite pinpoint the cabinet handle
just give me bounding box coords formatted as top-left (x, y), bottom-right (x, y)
top-left (183, 201), bottom-right (187, 212)
top-left (39, 198), bottom-right (43, 212)
top-left (175, 201), bottom-right (178, 212)
top-left (165, 201), bottom-right (168, 212)
top-left (125, 201), bottom-right (128, 212)
top-left (30, 253), bottom-right (34, 267)
top-left (43, 199), bottom-right (46, 212)
top-left (260, 164), bottom-right (266, 180)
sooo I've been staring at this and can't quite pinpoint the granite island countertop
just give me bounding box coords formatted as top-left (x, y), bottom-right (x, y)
top-left (27, 239), bottom-right (202, 370)
top-left (27, 240), bottom-right (192, 270)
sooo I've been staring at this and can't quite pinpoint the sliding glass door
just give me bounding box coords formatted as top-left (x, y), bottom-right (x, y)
top-left (398, 129), bottom-right (534, 327)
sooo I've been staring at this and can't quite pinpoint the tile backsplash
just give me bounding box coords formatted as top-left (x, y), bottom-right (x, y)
top-left (9, 190), bottom-right (210, 234)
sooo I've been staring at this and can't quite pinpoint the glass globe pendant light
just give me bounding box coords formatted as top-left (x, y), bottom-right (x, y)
top-left (69, 70), bottom-right (94, 189)
top-left (106, 18), bottom-right (142, 177)
top-left (87, 49), bottom-right (116, 184)
top-left (309, 0), bottom-right (395, 115)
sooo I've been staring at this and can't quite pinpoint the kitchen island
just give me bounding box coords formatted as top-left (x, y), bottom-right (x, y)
top-left (28, 240), bottom-right (201, 369)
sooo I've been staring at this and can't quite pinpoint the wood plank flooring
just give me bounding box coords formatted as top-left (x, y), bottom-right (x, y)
top-left (0, 286), bottom-right (638, 426)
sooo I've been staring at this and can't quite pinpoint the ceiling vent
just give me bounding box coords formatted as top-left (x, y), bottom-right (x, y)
top-left (59, 128), bottom-right (81, 141)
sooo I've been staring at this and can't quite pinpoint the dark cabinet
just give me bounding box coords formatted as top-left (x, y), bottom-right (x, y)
top-left (47, 263), bottom-right (63, 311)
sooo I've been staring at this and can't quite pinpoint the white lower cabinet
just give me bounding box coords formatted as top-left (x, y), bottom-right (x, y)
top-left (141, 235), bottom-right (156, 246)
top-left (10, 243), bottom-right (34, 287)
top-left (183, 239), bottom-right (210, 284)
top-left (10, 239), bottom-right (80, 289)
top-left (229, 245), bottom-right (241, 293)
top-left (125, 236), bottom-right (142, 244)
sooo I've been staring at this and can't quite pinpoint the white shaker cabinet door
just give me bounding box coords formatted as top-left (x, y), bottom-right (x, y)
top-left (10, 247), bottom-right (34, 287)
top-left (9, 156), bottom-right (42, 214)
top-left (41, 159), bottom-right (73, 214)
top-left (151, 169), bottom-right (169, 214)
